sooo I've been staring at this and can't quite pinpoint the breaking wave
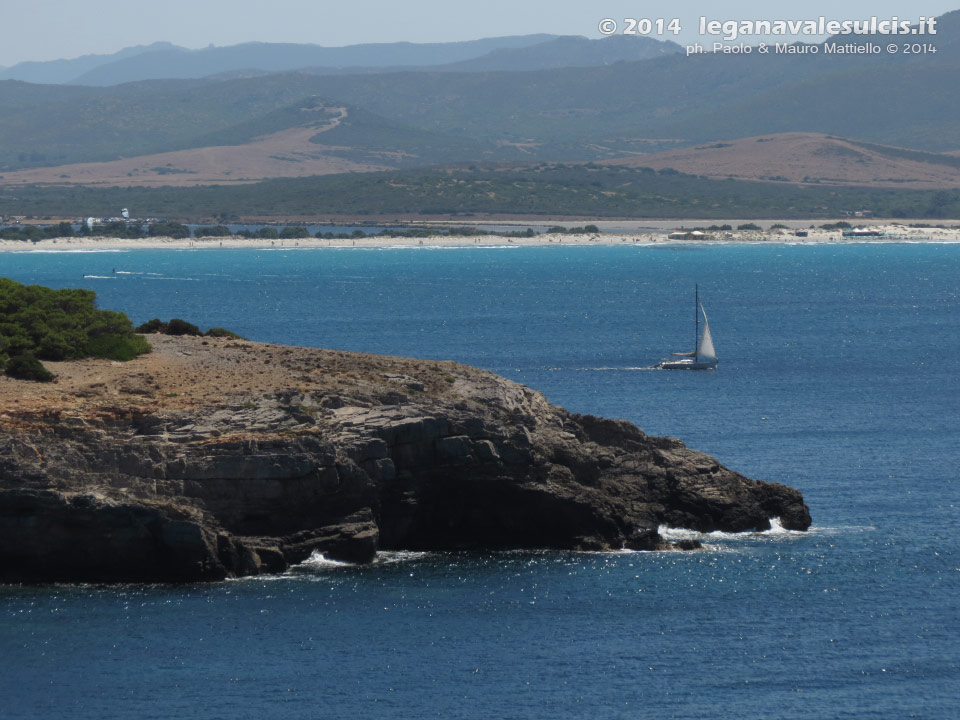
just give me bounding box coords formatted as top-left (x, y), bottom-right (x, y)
top-left (296, 551), bottom-right (356, 570)
top-left (293, 549), bottom-right (432, 573)
top-left (658, 517), bottom-right (801, 543)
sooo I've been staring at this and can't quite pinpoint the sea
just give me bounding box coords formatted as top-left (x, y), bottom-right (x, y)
top-left (1, 242), bottom-right (957, 719)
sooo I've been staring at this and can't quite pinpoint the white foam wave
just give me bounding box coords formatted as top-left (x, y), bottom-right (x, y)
top-left (377, 244), bottom-right (521, 250)
top-left (294, 549), bottom-right (431, 572)
top-left (658, 525), bottom-right (703, 542)
top-left (11, 248), bottom-right (129, 254)
top-left (358, 244), bottom-right (523, 251)
top-left (761, 517), bottom-right (792, 535)
top-left (257, 246), bottom-right (317, 252)
top-left (298, 550), bottom-right (355, 569)
top-left (374, 550), bottom-right (431, 564)
top-left (81, 275), bottom-right (116, 279)
top-left (801, 524), bottom-right (876, 536)
top-left (659, 517), bottom-right (805, 543)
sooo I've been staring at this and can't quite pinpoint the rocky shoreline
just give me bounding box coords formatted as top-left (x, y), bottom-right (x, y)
top-left (0, 336), bottom-right (811, 583)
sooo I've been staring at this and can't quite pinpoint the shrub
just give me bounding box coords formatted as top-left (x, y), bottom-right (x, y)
top-left (136, 317), bottom-right (241, 338)
top-left (193, 225), bottom-right (233, 237)
top-left (0, 278), bottom-right (150, 381)
top-left (136, 318), bottom-right (168, 334)
top-left (205, 327), bottom-right (244, 339)
top-left (86, 333), bottom-right (152, 361)
top-left (279, 226), bottom-right (310, 239)
top-left (5, 353), bottom-right (54, 382)
top-left (147, 221), bottom-right (191, 238)
top-left (164, 318), bottom-right (202, 336)
top-left (97, 221), bottom-right (145, 238)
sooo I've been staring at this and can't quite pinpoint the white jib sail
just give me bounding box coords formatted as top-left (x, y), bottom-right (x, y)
top-left (697, 305), bottom-right (716, 361)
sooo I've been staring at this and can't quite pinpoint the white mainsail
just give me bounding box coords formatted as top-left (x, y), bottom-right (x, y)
top-left (657, 289), bottom-right (718, 370)
top-left (696, 305), bottom-right (716, 362)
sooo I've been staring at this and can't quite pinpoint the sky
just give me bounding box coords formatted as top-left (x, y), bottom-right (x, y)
top-left (1, 0), bottom-right (957, 67)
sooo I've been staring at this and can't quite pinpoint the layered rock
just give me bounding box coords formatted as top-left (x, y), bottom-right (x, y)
top-left (0, 335), bottom-right (810, 583)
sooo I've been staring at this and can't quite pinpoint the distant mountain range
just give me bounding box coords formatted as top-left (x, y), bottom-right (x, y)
top-left (0, 10), bottom-right (957, 195)
top-left (0, 34), bottom-right (680, 86)
top-left (0, 43), bottom-right (183, 85)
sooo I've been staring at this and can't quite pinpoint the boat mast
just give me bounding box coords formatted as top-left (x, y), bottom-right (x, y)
top-left (694, 284), bottom-right (699, 356)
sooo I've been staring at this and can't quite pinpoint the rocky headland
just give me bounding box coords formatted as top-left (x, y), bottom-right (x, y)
top-left (0, 335), bottom-right (811, 583)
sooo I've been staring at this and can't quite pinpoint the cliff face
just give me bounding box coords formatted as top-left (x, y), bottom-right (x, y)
top-left (0, 335), bottom-right (810, 583)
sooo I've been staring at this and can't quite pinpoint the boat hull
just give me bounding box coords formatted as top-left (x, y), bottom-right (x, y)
top-left (657, 358), bottom-right (718, 370)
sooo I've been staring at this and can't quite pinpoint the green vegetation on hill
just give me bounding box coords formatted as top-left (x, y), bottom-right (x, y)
top-left (307, 106), bottom-right (498, 168)
top-left (3, 165), bottom-right (960, 220)
top-left (661, 63), bottom-right (960, 151)
top-left (2, 11), bottom-right (959, 173)
top-left (844, 138), bottom-right (960, 170)
top-left (0, 278), bottom-right (151, 381)
top-left (0, 75), bottom-right (316, 170)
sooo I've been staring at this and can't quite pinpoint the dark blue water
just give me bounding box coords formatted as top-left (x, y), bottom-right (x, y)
top-left (2, 244), bottom-right (958, 719)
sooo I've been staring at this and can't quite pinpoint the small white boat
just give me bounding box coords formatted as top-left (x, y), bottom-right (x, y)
top-left (657, 286), bottom-right (718, 370)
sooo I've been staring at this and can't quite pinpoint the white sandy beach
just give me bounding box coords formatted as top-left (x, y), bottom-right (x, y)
top-left (1, 224), bottom-right (959, 252)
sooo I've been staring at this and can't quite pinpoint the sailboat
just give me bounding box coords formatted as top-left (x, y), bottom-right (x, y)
top-left (656, 286), bottom-right (718, 370)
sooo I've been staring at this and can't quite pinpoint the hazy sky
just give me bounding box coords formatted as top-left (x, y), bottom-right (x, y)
top-left (2, 0), bottom-right (956, 66)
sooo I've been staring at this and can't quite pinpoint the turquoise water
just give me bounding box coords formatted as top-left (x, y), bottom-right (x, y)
top-left (2, 243), bottom-right (958, 718)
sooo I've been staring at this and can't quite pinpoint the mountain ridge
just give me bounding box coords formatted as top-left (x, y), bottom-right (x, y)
top-left (1, 35), bottom-right (563, 86)
top-left (0, 42), bottom-right (180, 84)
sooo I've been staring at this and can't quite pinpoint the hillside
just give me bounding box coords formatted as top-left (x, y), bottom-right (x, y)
top-left (606, 133), bottom-right (960, 189)
top-left (0, 103), bottom-right (495, 187)
top-left (2, 11), bottom-right (959, 175)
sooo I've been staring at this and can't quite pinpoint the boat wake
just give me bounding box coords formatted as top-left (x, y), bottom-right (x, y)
top-left (573, 366), bottom-right (659, 372)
